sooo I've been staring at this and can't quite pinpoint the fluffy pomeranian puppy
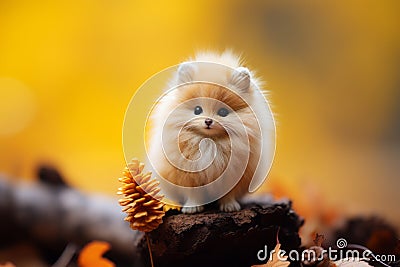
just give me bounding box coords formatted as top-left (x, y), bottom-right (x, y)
top-left (146, 51), bottom-right (275, 213)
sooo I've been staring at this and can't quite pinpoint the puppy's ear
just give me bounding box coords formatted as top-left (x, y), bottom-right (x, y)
top-left (177, 62), bottom-right (196, 84)
top-left (230, 67), bottom-right (251, 93)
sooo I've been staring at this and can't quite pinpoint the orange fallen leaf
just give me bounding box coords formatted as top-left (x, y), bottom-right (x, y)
top-left (78, 241), bottom-right (115, 267)
top-left (252, 242), bottom-right (290, 267)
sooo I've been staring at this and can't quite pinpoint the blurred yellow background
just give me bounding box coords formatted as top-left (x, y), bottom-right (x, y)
top-left (0, 1), bottom-right (399, 230)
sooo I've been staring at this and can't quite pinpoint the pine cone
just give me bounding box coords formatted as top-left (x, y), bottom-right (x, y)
top-left (118, 159), bottom-right (165, 232)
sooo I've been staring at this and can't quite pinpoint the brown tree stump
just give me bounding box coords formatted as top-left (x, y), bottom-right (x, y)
top-left (144, 196), bottom-right (304, 267)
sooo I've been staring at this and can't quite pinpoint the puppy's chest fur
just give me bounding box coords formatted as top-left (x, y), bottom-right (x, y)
top-left (163, 135), bottom-right (232, 187)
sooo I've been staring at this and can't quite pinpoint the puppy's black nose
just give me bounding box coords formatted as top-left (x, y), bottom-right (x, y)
top-left (205, 118), bottom-right (213, 126)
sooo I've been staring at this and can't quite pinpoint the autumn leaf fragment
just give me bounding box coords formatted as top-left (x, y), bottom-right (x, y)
top-left (313, 233), bottom-right (325, 247)
top-left (252, 243), bottom-right (290, 267)
top-left (78, 241), bottom-right (115, 267)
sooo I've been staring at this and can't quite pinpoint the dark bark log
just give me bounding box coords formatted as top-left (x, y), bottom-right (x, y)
top-left (145, 196), bottom-right (304, 267)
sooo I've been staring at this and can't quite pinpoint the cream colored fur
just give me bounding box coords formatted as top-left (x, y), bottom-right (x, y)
top-left (146, 50), bottom-right (274, 213)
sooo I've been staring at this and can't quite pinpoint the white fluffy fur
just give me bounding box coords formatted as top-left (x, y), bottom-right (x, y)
top-left (146, 51), bottom-right (275, 213)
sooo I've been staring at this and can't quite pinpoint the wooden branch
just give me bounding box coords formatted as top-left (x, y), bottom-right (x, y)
top-left (0, 176), bottom-right (143, 266)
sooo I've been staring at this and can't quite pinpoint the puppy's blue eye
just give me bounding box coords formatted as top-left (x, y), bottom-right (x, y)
top-left (194, 106), bottom-right (203, 115)
top-left (217, 108), bottom-right (229, 117)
